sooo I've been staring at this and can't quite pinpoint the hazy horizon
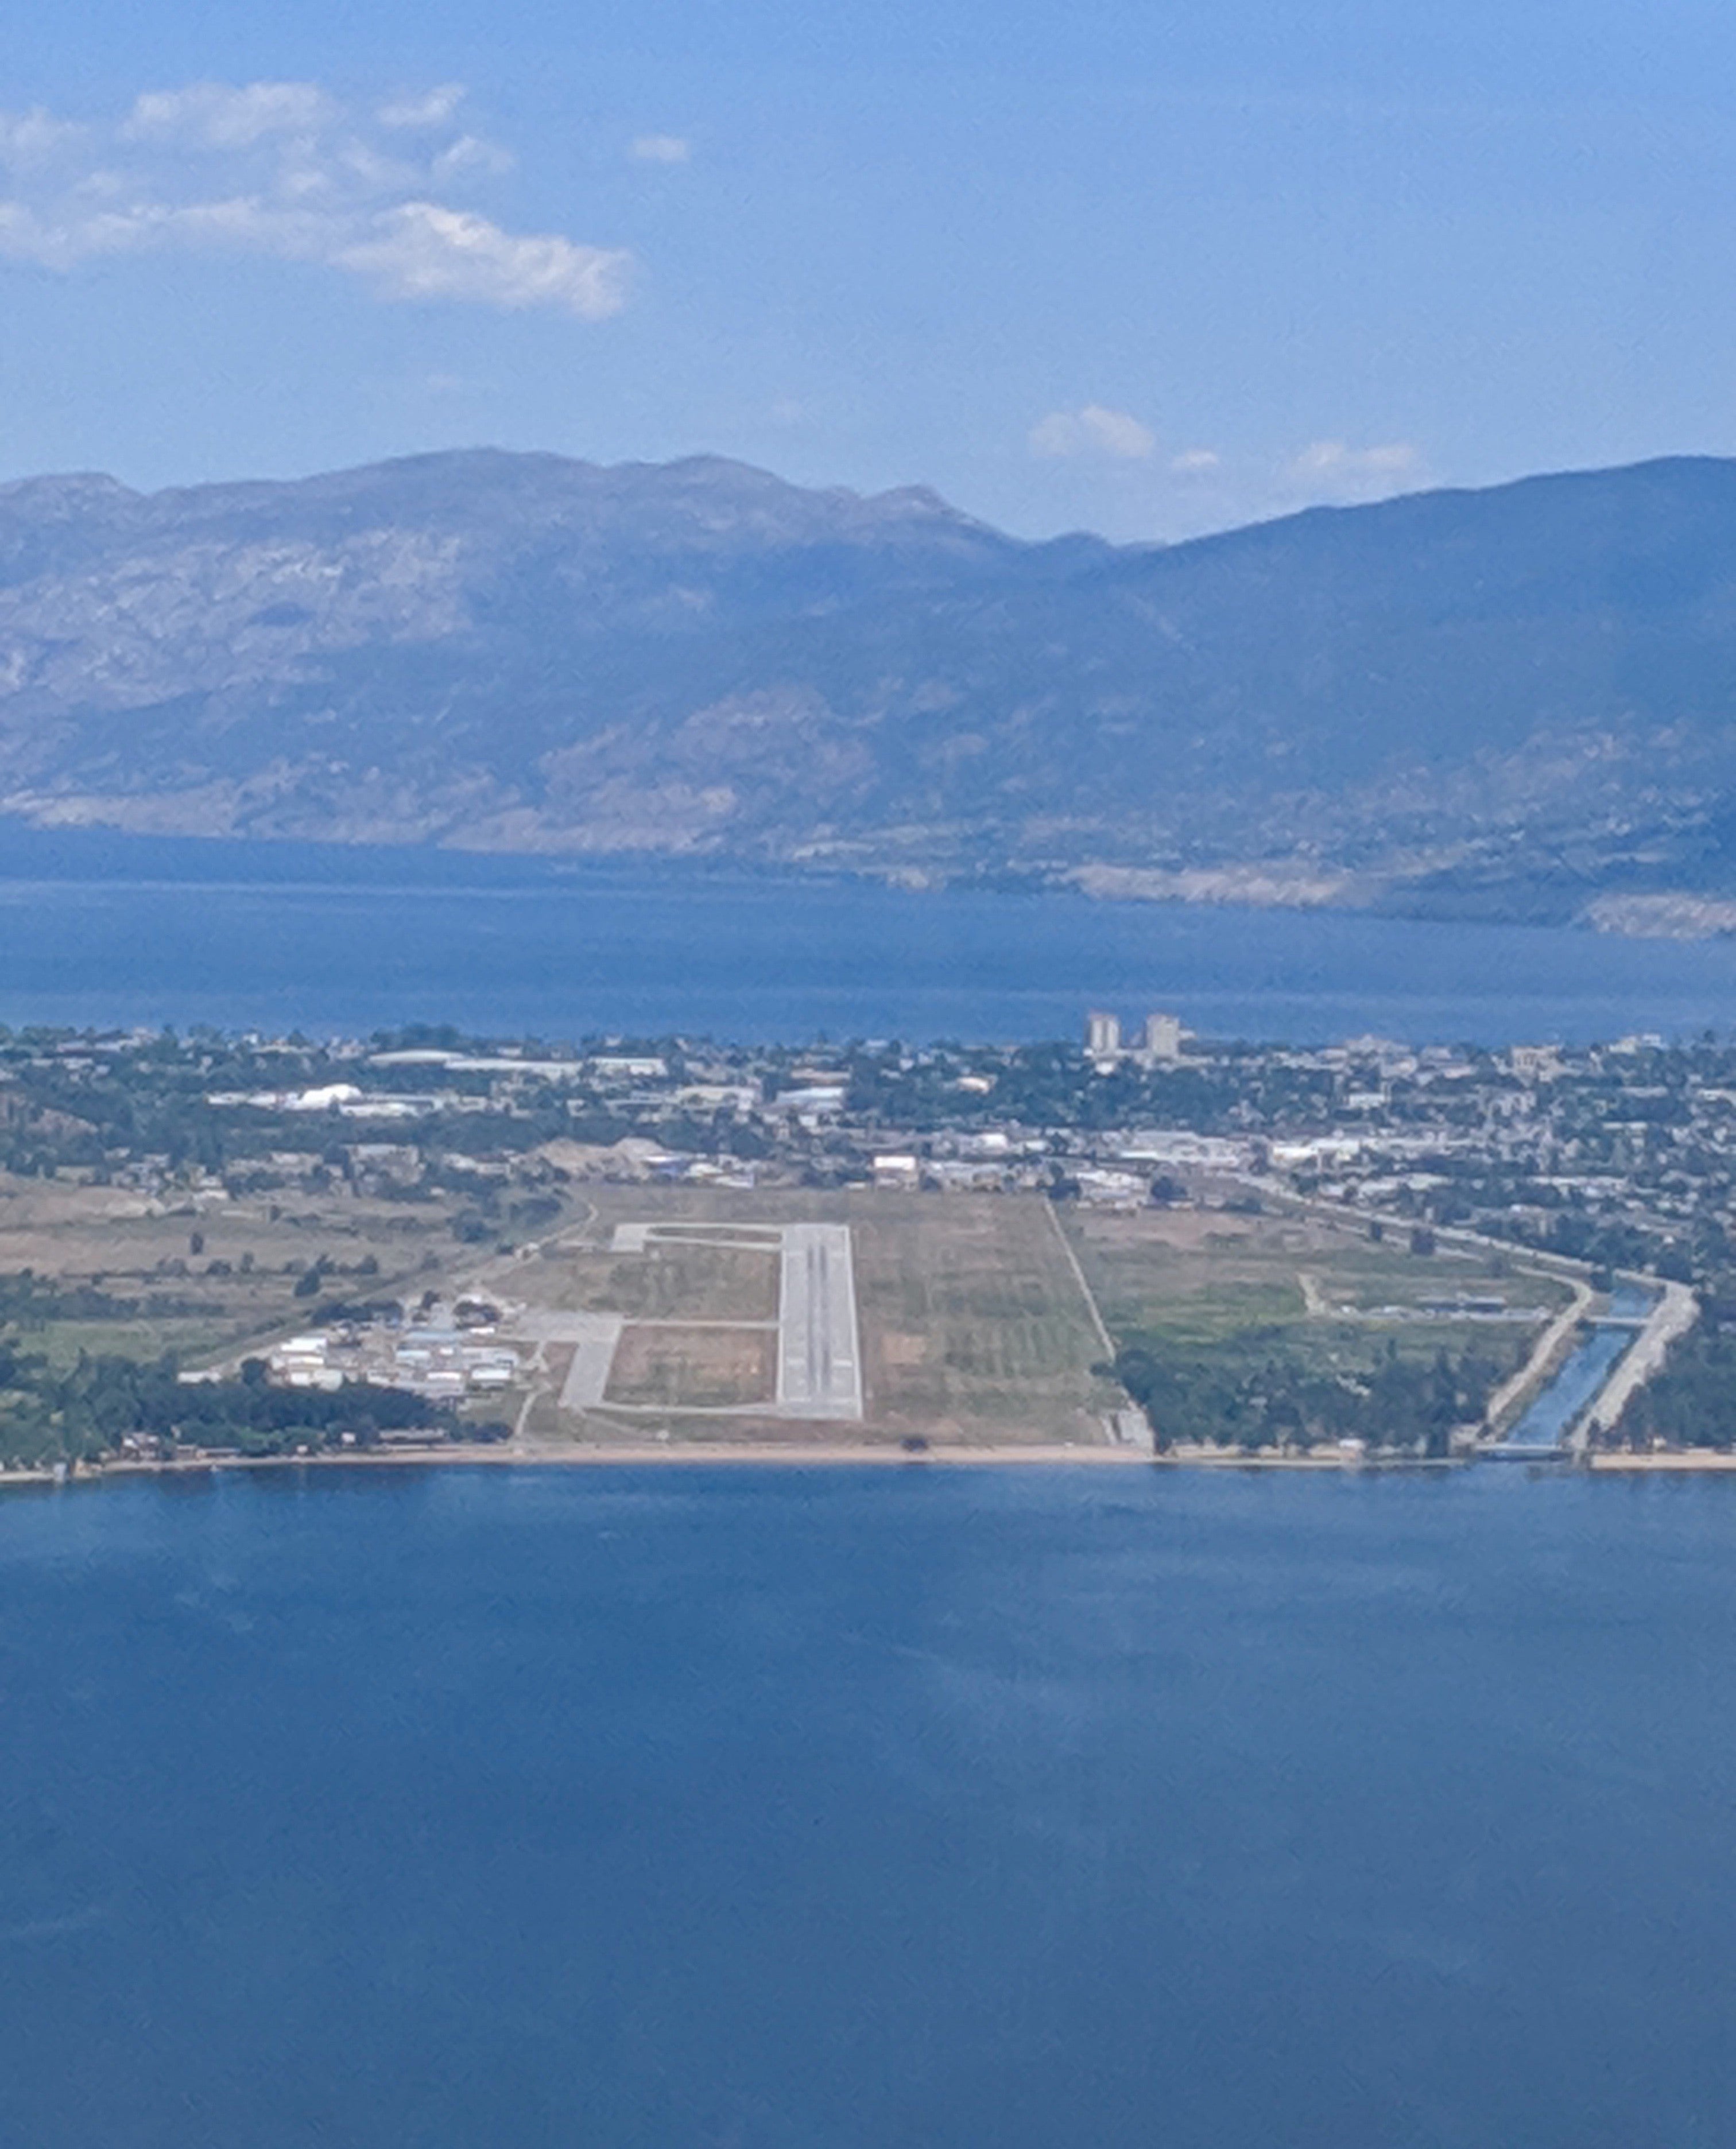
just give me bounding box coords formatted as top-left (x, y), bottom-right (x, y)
top-left (9, 436), bottom-right (1731, 554)
top-left (9, 2), bottom-right (1736, 542)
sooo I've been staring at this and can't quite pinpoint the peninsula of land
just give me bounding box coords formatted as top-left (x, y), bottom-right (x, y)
top-left (3, 1014), bottom-right (1734, 1480)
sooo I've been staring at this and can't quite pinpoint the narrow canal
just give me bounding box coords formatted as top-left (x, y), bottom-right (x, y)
top-left (1493, 1282), bottom-right (1654, 1456)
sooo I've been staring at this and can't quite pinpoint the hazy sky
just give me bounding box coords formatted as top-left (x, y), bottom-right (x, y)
top-left (5, 1), bottom-right (1736, 539)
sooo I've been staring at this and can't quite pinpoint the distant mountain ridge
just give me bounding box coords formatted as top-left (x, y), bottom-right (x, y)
top-left (6, 445), bottom-right (1736, 930)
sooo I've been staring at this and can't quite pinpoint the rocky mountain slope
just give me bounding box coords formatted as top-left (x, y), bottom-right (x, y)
top-left (6, 447), bottom-right (1736, 924)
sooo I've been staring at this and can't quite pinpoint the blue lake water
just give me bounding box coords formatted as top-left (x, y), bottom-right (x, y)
top-left (3, 832), bottom-right (1736, 1042)
top-left (4, 1465), bottom-right (1736, 2149)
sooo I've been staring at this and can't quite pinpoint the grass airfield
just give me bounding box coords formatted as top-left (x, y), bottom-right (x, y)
top-left (501, 1185), bottom-right (1115, 1449)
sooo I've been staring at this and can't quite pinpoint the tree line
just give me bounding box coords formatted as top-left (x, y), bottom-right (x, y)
top-left (0, 1342), bottom-right (495, 1469)
top-left (1113, 1336), bottom-right (1505, 1457)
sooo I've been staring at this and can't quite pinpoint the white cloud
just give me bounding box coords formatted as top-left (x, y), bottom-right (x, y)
top-left (1029, 404), bottom-right (1156, 461)
top-left (123, 81), bottom-right (335, 150)
top-left (377, 84), bottom-right (467, 131)
top-left (0, 80), bottom-right (630, 317)
top-left (432, 134), bottom-right (515, 180)
top-left (336, 203), bottom-right (628, 316)
top-left (630, 133), bottom-right (691, 164)
top-left (1284, 439), bottom-right (1420, 497)
top-left (1014, 422), bottom-right (1433, 545)
top-left (0, 108), bottom-right (86, 170)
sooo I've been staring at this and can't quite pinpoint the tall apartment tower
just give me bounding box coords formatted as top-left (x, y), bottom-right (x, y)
top-left (1085, 1010), bottom-right (1122, 1061)
top-left (1142, 1011), bottom-right (1184, 1064)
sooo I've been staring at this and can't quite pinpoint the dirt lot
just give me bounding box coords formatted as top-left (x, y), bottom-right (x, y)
top-left (509, 1239), bottom-right (778, 1323)
top-left (605, 1325), bottom-right (777, 1410)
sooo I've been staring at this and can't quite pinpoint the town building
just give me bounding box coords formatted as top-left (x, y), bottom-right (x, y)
top-left (1140, 1011), bottom-right (1185, 1064)
top-left (1085, 1010), bottom-right (1122, 1064)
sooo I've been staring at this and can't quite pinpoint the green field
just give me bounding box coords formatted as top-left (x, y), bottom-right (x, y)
top-left (1065, 1202), bottom-right (1570, 1367)
top-left (1059, 1200), bottom-right (1578, 1450)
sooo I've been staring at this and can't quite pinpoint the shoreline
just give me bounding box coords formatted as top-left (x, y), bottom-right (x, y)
top-left (1, 1441), bottom-right (1473, 1487)
top-left (7, 1444), bottom-right (1736, 1492)
top-left (1587, 1451), bottom-right (1736, 1472)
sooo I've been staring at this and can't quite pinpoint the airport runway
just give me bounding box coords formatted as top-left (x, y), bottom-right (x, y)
top-left (526, 1221), bottom-right (863, 1421)
top-left (776, 1224), bottom-right (863, 1420)
top-left (555, 1314), bottom-right (626, 1410)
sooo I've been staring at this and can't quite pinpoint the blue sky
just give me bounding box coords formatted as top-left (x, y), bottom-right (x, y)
top-left (5, 0), bottom-right (1736, 539)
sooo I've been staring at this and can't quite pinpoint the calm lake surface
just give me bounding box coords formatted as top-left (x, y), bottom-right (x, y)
top-left (3, 1465), bottom-right (1735, 2149)
top-left (3, 831), bottom-right (1736, 1042)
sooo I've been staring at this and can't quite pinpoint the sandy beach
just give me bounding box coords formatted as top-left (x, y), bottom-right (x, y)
top-left (0, 1440), bottom-right (1486, 1488)
top-left (1587, 1451), bottom-right (1736, 1472)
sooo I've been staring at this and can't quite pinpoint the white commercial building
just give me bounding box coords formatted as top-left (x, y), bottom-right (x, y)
top-left (1085, 1010), bottom-right (1122, 1062)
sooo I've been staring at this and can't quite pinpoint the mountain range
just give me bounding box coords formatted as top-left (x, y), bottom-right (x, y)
top-left (7, 446), bottom-right (1736, 931)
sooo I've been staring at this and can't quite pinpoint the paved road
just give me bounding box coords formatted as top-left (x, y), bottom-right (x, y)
top-left (1584, 1280), bottom-right (1699, 1441)
top-left (776, 1224), bottom-right (863, 1420)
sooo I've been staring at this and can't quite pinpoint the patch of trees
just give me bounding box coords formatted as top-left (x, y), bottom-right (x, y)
top-left (1490, 1209), bottom-right (1661, 1275)
top-left (0, 1278), bottom-right (227, 1324)
top-left (0, 1345), bottom-right (461, 1468)
top-left (1614, 1313), bottom-right (1736, 1449)
top-left (0, 1270), bottom-right (144, 1322)
top-left (1113, 1336), bottom-right (1505, 1457)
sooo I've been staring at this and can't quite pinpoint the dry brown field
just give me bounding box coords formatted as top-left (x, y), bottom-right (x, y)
top-left (604, 1325), bottom-right (777, 1410)
top-left (509, 1238), bottom-right (778, 1323)
top-left (848, 1192), bottom-right (1107, 1442)
top-left (0, 1165), bottom-right (570, 1370)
